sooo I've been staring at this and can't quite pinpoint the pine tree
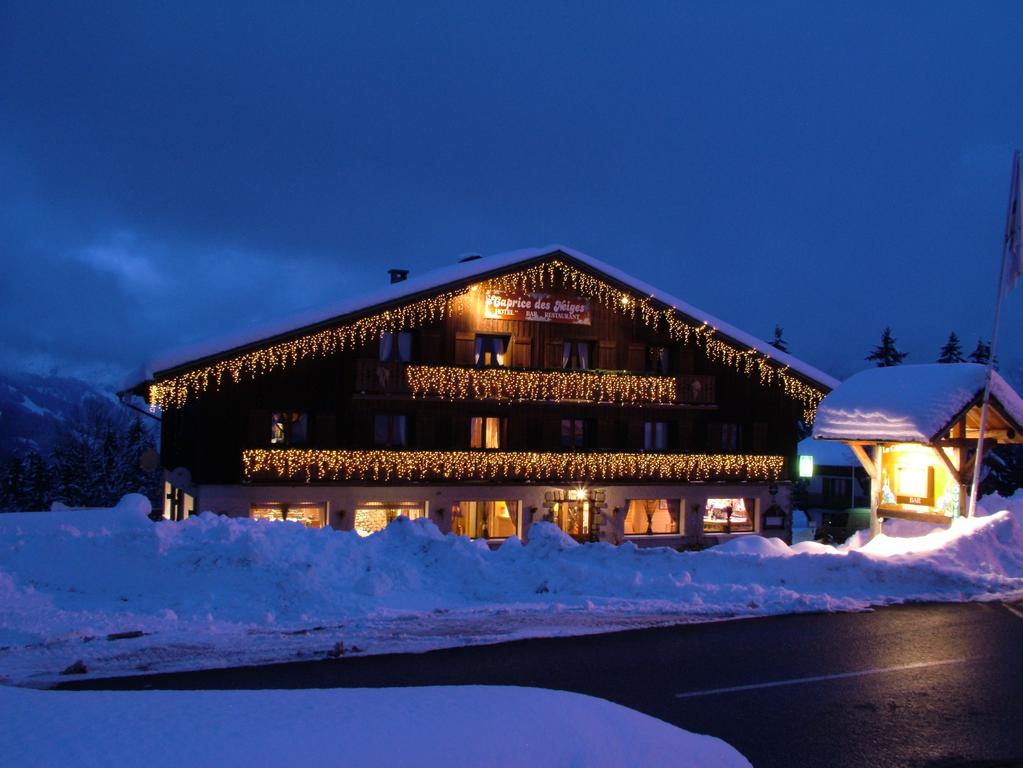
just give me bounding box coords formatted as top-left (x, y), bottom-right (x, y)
top-left (980, 445), bottom-right (1023, 499)
top-left (968, 338), bottom-right (996, 368)
top-left (937, 332), bottom-right (964, 363)
top-left (770, 325), bottom-right (788, 353)
top-left (865, 327), bottom-right (908, 367)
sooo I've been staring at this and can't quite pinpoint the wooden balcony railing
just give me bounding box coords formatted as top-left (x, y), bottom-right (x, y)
top-left (354, 359), bottom-right (715, 405)
top-left (242, 448), bottom-right (782, 483)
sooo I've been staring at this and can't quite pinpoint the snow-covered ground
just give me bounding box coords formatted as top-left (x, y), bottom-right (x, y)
top-left (2, 493), bottom-right (1023, 685)
top-left (1, 684), bottom-right (751, 767)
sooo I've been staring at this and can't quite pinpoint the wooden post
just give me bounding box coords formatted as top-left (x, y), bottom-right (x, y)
top-left (870, 445), bottom-right (882, 538)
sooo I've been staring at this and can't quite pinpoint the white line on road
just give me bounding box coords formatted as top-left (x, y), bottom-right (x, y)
top-left (674, 658), bottom-right (969, 699)
top-left (1004, 602), bottom-right (1023, 620)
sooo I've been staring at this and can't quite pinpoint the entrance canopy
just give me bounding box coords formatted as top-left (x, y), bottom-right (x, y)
top-left (812, 364), bottom-right (1023, 527)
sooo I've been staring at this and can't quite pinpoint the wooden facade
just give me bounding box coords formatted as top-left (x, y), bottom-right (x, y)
top-left (141, 250), bottom-right (830, 543)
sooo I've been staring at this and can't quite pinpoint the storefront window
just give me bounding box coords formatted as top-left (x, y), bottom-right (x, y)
top-left (354, 501), bottom-right (427, 536)
top-left (452, 500), bottom-right (519, 539)
top-left (251, 502), bottom-right (326, 528)
top-left (624, 499), bottom-right (680, 535)
top-left (703, 498), bottom-right (755, 533)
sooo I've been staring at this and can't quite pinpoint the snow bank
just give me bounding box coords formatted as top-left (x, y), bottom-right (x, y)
top-left (0, 685), bottom-right (750, 768)
top-left (2, 495), bottom-right (1023, 683)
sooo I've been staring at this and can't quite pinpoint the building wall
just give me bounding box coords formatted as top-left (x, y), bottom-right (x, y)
top-left (190, 480), bottom-right (792, 546)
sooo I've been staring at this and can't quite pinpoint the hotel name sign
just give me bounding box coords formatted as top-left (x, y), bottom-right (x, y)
top-left (483, 290), bottom-right (592, 326)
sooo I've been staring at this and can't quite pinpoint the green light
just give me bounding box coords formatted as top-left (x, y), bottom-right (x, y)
top-left (798, 454), bottom-right (814, 478)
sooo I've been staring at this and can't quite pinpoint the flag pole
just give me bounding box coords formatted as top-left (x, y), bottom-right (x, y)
top-left (966, 149), bottom-right (1020, 517)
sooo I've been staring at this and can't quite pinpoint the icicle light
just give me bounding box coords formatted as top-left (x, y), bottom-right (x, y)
top-left (242, 449), bottom-right (785, 483)
top-left (405, 365), bottom-right (678, 405)
top-left (149, 259), bottom-right (826, 420)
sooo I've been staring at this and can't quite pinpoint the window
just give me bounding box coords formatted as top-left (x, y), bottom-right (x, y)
top-left (251, 502), bottom-right (326, 529)
top-left (374, 414), bottom-right (407, 447)
top-left (474, 334), bottom-right (509, 367)
top-left (822, 477), bottom-right (852, 500)
top-left (452, 500), bottom-right (520, 539)
top-left (379, 331), bottom-right (413, 362)
top-left (470, 416), bottom-right (504, 449)
top-left (643, 421), bottom-right (668, 451)
top-left (624, 499), bottom-right (680, 535)
top-left (561, 418), bottom-right (589, 449)
top-left (353, 501), bottom-right (427, 536)
top-left (711, 422), bottom-right (741, 453)
top-left (271, 412), bottom-right (308, 445)
top-left (646, 346), bottom-right (670, 374)
top-left (703, 498), bottom-right (755, 533)
top-left (561, 340), bottom-right (594, 370)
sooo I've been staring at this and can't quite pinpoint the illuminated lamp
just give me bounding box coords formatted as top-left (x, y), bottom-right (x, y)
top-left (798, 455), bottom-right (814, 478)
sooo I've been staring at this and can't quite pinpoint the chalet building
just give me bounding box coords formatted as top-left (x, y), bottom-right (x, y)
top-left (126, 246), bottom-right (837, 546)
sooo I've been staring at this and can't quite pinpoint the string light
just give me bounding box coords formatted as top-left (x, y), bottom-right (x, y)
top-left (243, 449), bottom-right (785, 483)
top-left (149, 258), bottom-right (827, 420)
top-left (405, 365), bottom-right (678, 404)
top-left (149, 289), bottom-right (468, 409)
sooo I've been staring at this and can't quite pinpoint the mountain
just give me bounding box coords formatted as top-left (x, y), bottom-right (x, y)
top-left (0, 372), bottom-right (120, 459)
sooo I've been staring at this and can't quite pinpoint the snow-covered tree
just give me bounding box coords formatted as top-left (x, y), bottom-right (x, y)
top-left (865, 327), bottom-right (907, 367)
top-left (937, 332), bottom-right (964, 363)
top-left (769, 325), bottom-right (788, 353)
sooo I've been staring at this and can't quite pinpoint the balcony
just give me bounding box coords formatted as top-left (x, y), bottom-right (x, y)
top-left (242, 448), bottom-right (782, 484)
top-left (354, 359), bottom-right (715, 406)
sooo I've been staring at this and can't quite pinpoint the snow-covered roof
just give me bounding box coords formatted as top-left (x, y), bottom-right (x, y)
top-left (813, 363), bottom-right (1023, 443)
top-left (797, 437), bottom-right (859, 467)
top-left (125, 245), bottom-right (839, 391)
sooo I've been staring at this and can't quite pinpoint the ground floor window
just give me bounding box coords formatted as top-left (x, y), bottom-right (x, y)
top-left (624, 499), bottom-right (680, 535)
top-left (250, 502), bottom-right (326, 528)
top-left (703, 497), bottom-right (755, 533)
top-left (354, 500), bottom-right (427, 536)
top-left (163, 482), bottom-right (195, 521)
top-left (452, 500), bottom-right (520, 539)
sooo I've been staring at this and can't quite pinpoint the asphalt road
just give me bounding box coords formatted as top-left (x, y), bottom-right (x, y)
top-left (59, 601), bottom-right (1023, 768)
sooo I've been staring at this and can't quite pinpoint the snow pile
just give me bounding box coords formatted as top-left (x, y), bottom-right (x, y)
top-left (0, 685), bottom-right (750, 768)
top-left (813, 363), bottom-right (1023, 442)
top-left (2, 494), bottom-right (1023, 683)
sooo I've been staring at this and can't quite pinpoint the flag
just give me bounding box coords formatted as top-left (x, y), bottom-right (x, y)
top-left (1005, 150), bottom-right (1023, 291)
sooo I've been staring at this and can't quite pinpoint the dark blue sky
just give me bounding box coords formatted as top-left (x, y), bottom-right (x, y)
top-left (3, 2), bottom-right (1023, 384)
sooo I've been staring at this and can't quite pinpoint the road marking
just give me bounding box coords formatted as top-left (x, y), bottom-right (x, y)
top-left (674, 658), bottom-right (969, 699)
top-left (1004, 602), bottom-right (1023, 620)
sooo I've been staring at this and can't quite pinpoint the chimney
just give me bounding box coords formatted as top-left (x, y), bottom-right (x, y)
top-left (388, 268), bottom-right (409, 284)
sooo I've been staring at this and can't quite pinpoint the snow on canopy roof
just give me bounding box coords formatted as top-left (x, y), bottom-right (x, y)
top-left (797, 437), bottom-right (859, 467)
top-left (813, 363), bottom-right (1023, 443)
top-left (124, 244), bottom-right (839, 391)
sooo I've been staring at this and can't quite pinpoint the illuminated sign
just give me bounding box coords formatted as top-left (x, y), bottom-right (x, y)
top-left (483, 290), bottom-right (591, 326)
top-left (798, 455), bottom-right (814, 478)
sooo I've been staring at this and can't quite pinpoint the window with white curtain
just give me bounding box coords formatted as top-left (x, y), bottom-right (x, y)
top-left (470, 416), bottom-right (504, 449)
top-left (643, 421), bottom-right (668, 451)
top-left (646, 346), bottom-right (670, 374)
top-left (561, 418), bottom-right (589, 449)
top-left (373, 413), bottom-right (408, 447)
top-left (561, 340), bottom-right (593, 370)
top-left (379, 331), bottom-right (413, 362)
top-left (271, 412), bottom-right (308, 445)
top-left (474, 334), bottom-right (509, 367)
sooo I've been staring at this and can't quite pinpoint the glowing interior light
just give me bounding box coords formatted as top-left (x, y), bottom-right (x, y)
top-left (798, 454), bottom-right (814, 478)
